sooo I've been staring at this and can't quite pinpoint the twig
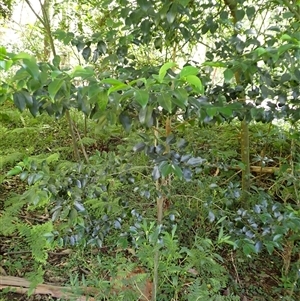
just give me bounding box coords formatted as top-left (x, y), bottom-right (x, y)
top-left (230, 251), bottom-right (241, 285)
top-left (72, 121), bottom-right (90, 164)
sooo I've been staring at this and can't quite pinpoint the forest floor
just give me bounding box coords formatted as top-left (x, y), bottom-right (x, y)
top-left (0, 104), bottom-right (299, 301)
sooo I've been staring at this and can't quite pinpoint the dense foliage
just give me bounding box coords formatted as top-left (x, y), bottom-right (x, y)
top-left (0, 0), bottom-right (300, 300)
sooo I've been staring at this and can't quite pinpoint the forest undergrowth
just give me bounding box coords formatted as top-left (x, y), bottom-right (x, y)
top-left (0, 104), bottom-right (300, 301)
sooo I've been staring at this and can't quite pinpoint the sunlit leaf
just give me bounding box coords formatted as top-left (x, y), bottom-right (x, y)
top-left (158, 62), bottom-right (177, 83)
top-left (185, 75), bottom-right (203, 94)
top-left (224, 69), bottom-right (234, 83)
top-left (180, 66), bottom-right (199, 78)
top-left (48, 79), bottom-right (64, 100)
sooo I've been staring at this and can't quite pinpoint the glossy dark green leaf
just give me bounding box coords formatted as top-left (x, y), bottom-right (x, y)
top-left (172, 164), bottom-right (183, 179)
top-left (139, 106), bottom-right (147, 123)
top-left (206, 107), bottom-right (218, 117)
top-left (97, 41), bottom-right (107, 54)
top-left (74, 201), bottom-right (85, 212)
top-left (219, 107), bottom-right (233, 117)
top-left (186, 157), bottom-right (205, 166)
top-left (235, 9), bottom-right (245, 22)
top-left (137, 0), bottom-right (151, 12)
top-left (19, 171), bottom-right (28, 181)
top-left (13, 91), bottom-right (27, 111)
top-left (134, 89), bottom-right (149, 108)
top-left (133, 142), bottom-right (146, 152)
top-left (119, 111), bottom-right (131, 132)
top-left (52, 55), bottom-right (61, 68)
top-left (180, 27), bottom-right (190, 41)
top-left (152, 165), bottom-right (160, 180)
top-left (154, 37), bottom-right (163, 50)
top-left (48, 79), bottom-right (64, 100)
top-left (182, 168), bottom-right (192, 181)
top-left (172, 88), bottom-right (188, 109)
top-left (158, 92), bottom-right (172, 113)
top-left (82, 46), bottom-right (91, 62)
top-left (145, 106), bottom-right (154, 127)
top-left (166, 134), bottom-right (176, 145)
top-left (140, 19), bottom-right (151, 34)
top-left (242, 243), bottom-right (256, 256)
top-left (280, 73), bottom-right (291, 83)
top-left (246, 6), bottom-right (255, 19)
top-left (160, 162), bottom-right (172, 177)
top-left (166, 4), bottom-right (177, 24)
top-left (22, 58), bottom-right (40, 79)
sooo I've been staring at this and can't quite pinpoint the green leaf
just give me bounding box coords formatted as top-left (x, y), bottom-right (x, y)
top-left (139, 106), bottom-right (147, 123)
top-left (137, 0), bottom-right (151, 11)
top-left (134, 89), bottom-right (149, 108)
top-left (82, 46), bottom-right (91, 62)
top-left (70, 66), bottom-right (94, 78)
top-left (172, 88), bottom-right (188, 109)
top-left (6, 165), bottom-right (22, 176)
top-left (219, 107), bottom-right (233, 117)
top-left (140, 19), bottom-right (151, 34)
top-left (133, 142), bottom-right (146, 152)
top-left (97, 41), bottom-right (107, 54)
top-left (119, 111), bottom-right (131, 132)
top-left (13, 52), bottom-right (34, 61)
top-left (180, 66), bottom-right (199, 78)
top-left (235, 9), bottom-right (245, 22)
top-left (202, 61), bottom-right (226, 68)
top-left (158, 92), bottom-right (172, 113)
top-left (224, 69), bottom-right (234, 83)
top-left (242, 242), bottom-right (256, 256)
top-left (48, 79), bottom-right (64, 100)
top-left (166, 4), bottom-right (177, 24)
top-left (160, 162), bottom-right (172, 177)
top-left (0, 59), bottom-right (13, 71)
top-left (280, 34), bottom-right (292, 41)
top-left (52, 55), bottom-right (61, 68)
top-left (278, 44), bottom-right (294, 56)
top-left (172, 164), bottom-right (183, 179)
top-left (102, 78), bottom-right (125, 85)
top-left (108, 84), bottom-right (128, 95)
top-left (13, 91), bottom-right (27, 111)
top-left (246, 6), bottom-right (255, 19)
top-left (152, 165), bottom-right (160, 180)
top-left (253, 47), bottom-right (267, 57)
top-left (186, 157), bottom-right (205, 166)
top-left (145, 106), bottom-right (154, 127)
top-left (22, 59), bottom-right (40, 79)
top-left (158, 62), bottom-right (177, 83)
top-left (185, 75), bottom-right (203, 94)
top-left (98, 91), bottom-right (108, 111)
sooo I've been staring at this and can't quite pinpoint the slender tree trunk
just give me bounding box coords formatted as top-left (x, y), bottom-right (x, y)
top-left (224, 0), bottom-right (251, 202)
top-left (42, 0), bottom-right (50, 61)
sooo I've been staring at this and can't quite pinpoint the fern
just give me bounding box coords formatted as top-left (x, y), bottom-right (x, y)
top-left (0, 194), bottom-right (27, 235)
top-left (18, 221), bottom-right (54, 263)
top-left (187, 279), bottom-right (210, 301)
top-left (187, 279), bottom-right (240, 301)
top-left (0, 152), bottom-right (24, 168)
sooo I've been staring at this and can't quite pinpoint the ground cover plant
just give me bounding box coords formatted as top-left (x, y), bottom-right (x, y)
top-left (1, 0), bottom-right (300, 300)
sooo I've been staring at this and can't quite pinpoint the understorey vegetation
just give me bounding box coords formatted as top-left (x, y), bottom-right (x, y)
top-left (0, 0), bottom-right (300, 300)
